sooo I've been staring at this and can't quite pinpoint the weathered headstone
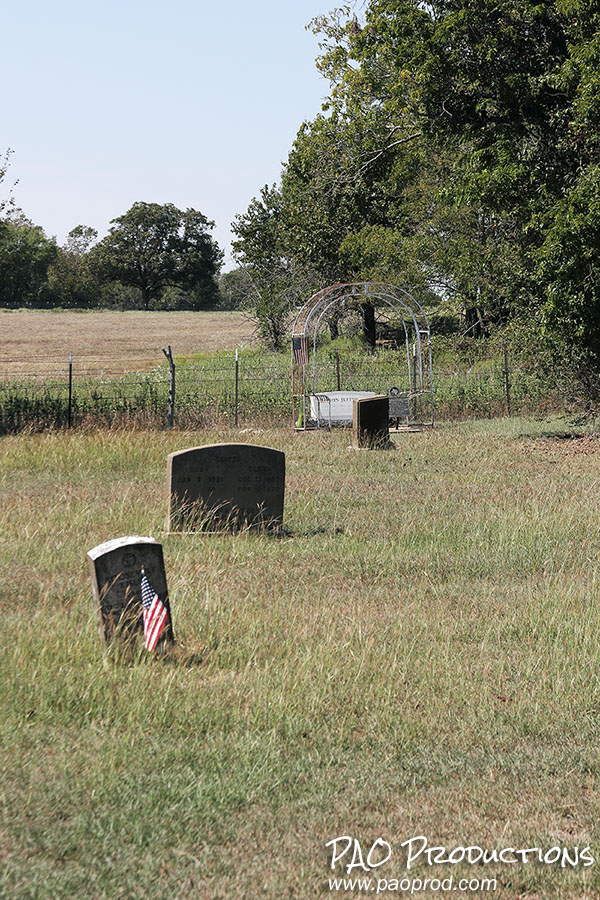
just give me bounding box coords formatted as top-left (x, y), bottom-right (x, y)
top-left (353, 395), bottom-right (391, 449)
top-left (389, 396), bottom-right (411, 419)
top-left (87, 536), bottom-right (174, 648)
top-left (166, 443), bottom-right (285, 532)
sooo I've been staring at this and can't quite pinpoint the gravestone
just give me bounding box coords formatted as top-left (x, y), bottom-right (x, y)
top-left (166, 443), bottom-right (285, 532)
top-left (87, 536), bottom-right (174, 648)
top-left (310, 390), bottom-right (377, 426)
top-left (389, 396), bottom-right (411, 420)
top-left (353, 395), bottom-right (391, 449)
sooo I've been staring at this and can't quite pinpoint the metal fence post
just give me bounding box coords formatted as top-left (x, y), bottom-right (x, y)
top-left (67, 351), bottom-right (73, 428)
top-left (503, 343), bottom-right (511, 416)
top-left (162, 345), bottom-right (175, 428)
top-left (411, 342), bottom-right (418, 420)
top-left (234, 348), bottom-right (239, 426)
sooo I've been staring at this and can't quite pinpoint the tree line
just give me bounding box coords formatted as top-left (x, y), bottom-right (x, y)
top-left (0, 181), bottom-right (224, 311)
top-left (230, 0), bottom-right (600, 376)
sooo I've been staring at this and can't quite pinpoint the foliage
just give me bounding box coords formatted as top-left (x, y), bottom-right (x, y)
top-left (232, 186), bottom-right (310, 349)
top-left (233, 0), bottom-right (600, 374)
top-left (0, 148), bottom-right (17, 221)
top-left (0, 214), bottom-right (58, 308)
top-left (47, 225), bottom-right (101, 308)
top-left (217, 267), bottom-right (254, 309)
top-left (91, 201), bottom-right (223, 310)
top-left (335, 0), bottom-right (600, 357)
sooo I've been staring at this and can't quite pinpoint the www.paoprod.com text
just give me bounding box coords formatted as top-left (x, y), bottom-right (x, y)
top-left (328, 874), bottom-right (497, 893)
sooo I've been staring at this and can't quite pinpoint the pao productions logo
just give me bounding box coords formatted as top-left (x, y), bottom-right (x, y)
top-left (325, 834), bottom-right (595, 874)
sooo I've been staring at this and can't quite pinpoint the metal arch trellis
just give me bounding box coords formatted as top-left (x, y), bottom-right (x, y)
top-left (291, 282), bottom-right (434, 430)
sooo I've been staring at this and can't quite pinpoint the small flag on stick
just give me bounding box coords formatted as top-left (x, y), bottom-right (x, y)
top-left (292, 335), bottom-right (309, 367)
top-left (140, 568), bottom-right (168, 652)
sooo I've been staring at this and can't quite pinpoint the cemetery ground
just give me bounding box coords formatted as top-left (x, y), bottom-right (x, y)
top-left (1, 417), bottom-right (600, 899)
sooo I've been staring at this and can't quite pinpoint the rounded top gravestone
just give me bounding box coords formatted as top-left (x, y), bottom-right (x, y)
top-left (166, 443), bottom-right (285, 533)
top-left (87, 536), bottom-right (174, 648)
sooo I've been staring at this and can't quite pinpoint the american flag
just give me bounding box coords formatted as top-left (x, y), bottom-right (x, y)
top-left (292, 335), bottom-right (309, 366)
top-left (140, 569), bottom-right (168, 652)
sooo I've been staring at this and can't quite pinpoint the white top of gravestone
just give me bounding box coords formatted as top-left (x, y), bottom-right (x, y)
top-left (313, 391), bottom-right (377, 401)
top-left (168, 442), bottom-right (284, 459)
top-left (87, 535), bottom-right (159, 560)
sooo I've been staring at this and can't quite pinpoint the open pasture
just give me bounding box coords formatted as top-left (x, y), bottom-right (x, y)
top-left (0, 310), bottom-right (253, 376)
top-left (1, 418), bottom-right (600, 898)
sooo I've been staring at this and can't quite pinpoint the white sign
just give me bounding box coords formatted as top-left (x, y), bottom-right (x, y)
top-left (310, 391), bottom-right (377, 424)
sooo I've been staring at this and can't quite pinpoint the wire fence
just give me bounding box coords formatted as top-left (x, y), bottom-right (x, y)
top-left (0, 347), bottom-right (565, 433)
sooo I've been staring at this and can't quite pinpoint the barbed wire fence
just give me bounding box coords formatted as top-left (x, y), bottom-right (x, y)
top-left (0, 346), bottom-right (561, 434)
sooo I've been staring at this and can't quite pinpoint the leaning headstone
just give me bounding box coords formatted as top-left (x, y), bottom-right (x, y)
top-left (87, 536), bottom-right (174, 649)
top-left (166, 443), bottom-right (285, 533)
top-left (353, 395), bottom-right (391, 449)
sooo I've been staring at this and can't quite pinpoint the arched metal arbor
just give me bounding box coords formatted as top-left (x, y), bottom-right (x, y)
top-left (291, 282), bottom-right (434, 430)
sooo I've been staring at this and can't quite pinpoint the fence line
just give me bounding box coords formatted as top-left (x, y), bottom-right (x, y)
top-left (0, 347), bottom-right (564, 433)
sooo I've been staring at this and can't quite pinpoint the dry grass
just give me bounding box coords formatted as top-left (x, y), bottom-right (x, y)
top-left (1, 417), bottom-right (600, 898)
top-left (0, 309), bottom-right (254, 376)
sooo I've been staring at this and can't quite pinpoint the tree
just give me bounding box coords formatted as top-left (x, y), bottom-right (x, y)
top-left (232, 112), bottom-right (419, 347)
top-left (232, 186), bottom-right (306, 349)
top-left (92, 202), bottom-right (222, 309)
top-left (47, 225), bottom-right (100, 307)
top-left (233, 9), bottom-right (442, 348)
top-left (0, 148), bottom-right (17, 221)
top-left (0, 214), bottom-right (57, 308)
top-left (307, 3), bottom-right (530, 330)
top-left (234, 0), bottom-right (600, 366)
top-left (308, 0), bottom-right (600, 364)
top-left (218, 267), bottom-right (254, 309)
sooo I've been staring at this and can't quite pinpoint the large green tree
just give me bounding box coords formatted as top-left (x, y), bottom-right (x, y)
top-left (235, 0), bottom-right (600, 366)
top-left (92, 202), bottom-right (222, 309)
top-left (232, 107), bottom-right (425, 347)
top-left (0, 214), bottom-right (58, 308)
top-left (315, 0), bottom-right (600, 356)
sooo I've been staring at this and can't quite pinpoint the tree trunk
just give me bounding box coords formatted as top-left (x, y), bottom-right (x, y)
top-left (465, 306), bottom-right (486, 338)
top-left (141, 284), bottom-right (150, 311)
top-left (361, 301), bottom-right (376, 351)
top-left (329, 312), bottom-right (340, 340)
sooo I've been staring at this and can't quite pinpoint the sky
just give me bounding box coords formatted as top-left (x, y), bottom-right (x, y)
top-left (1, 0), bottom-right (337, 270)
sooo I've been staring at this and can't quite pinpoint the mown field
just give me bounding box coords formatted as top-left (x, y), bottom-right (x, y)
top-left (0, 309), bottom-right (254, 376)
top-left (1, 417), bottom-right (600, 899)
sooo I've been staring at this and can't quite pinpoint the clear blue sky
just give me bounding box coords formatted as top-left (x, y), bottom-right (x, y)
top-left (2, 0), bottom-right (335, 269)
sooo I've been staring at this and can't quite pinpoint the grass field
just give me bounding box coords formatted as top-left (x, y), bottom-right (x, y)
top-left (2, 417), bottom-right (600, 899)
top-left (0, 310), bottom-right (254, 376)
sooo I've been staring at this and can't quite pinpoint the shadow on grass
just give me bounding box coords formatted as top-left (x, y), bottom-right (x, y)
top-left (281, 525), bottom-right (345, 538)
top-left (160, 647), bottom-right (207, 668)
top-left (517, 430), bottom-right (597, 441)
